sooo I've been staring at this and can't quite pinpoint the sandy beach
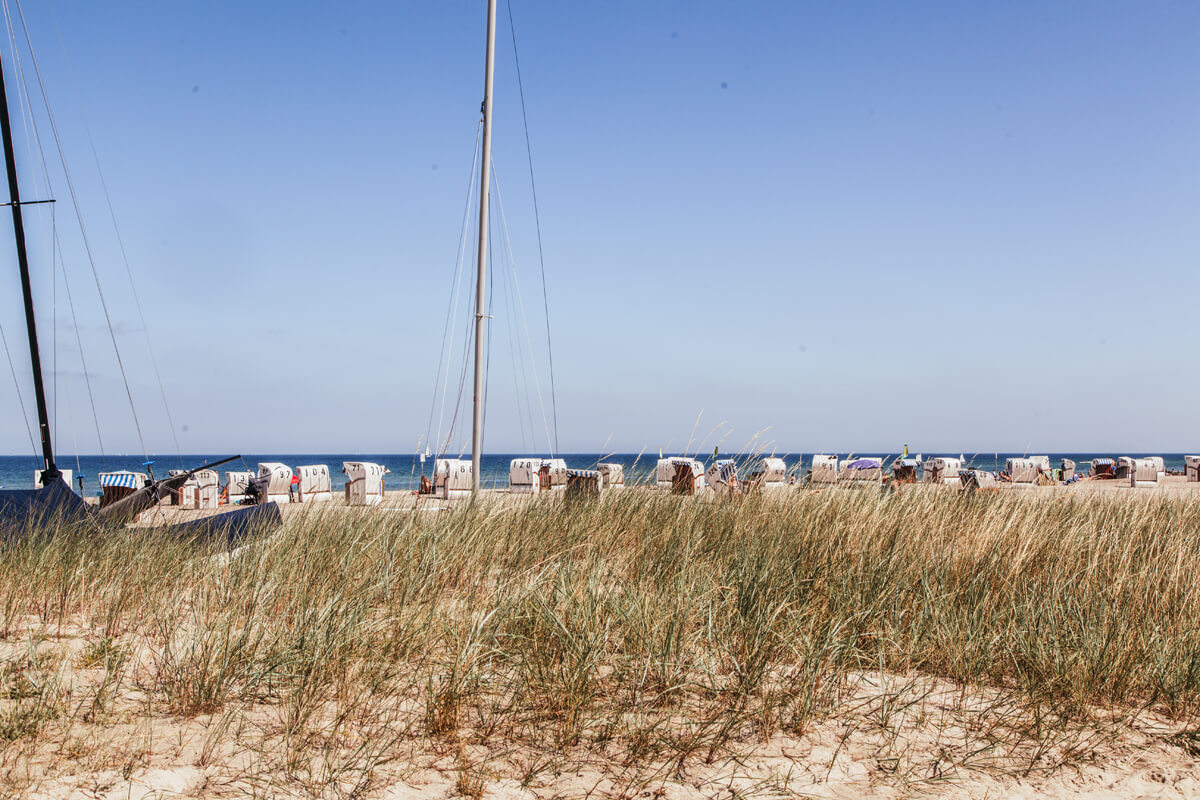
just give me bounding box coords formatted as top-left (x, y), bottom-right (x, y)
top-left (4, 480), bottom-right (1199, 799)
top-left (127, 474), bottom-right (1200, 528)
top-left (3, 647), bottom-right (1197, 799)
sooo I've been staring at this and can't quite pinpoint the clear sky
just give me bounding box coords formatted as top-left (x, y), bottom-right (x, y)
top-left (0, 0), bottom-right (1197, 457)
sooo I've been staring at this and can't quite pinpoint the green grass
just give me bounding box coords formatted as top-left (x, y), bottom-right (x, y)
top-left (1, 487), bottom-right (1199, 793)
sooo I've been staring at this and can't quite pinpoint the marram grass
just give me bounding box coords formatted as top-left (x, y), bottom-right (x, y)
top-left (1, 488), bottom-right (1198, 793)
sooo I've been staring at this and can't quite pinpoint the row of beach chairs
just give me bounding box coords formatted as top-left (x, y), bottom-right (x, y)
top-left (87, 452), bottom-right (1200, 512)
top-left (93, 461), bottom-right (394, 511)
top-left (511, 453), bottom-right (1199, 497)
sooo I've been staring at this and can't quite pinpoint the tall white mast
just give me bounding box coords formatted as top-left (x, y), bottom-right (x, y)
top-left (471, 0), bottom-right (497, 495)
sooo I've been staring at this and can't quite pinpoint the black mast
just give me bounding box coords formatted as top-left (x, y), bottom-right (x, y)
top-left (0, 50), bottom-right (58, 485)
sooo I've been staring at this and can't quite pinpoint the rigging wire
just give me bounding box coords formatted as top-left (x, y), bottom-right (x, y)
top-left (493, 171), bottom-right (540, 452)
top-left (0, 0), bottom-right (61, 454)
top-left (7, 0), bottom-right (148, 460)
top-left (438, 183), bottom-right (480, 456)
top-left (441, 287), bottom-right (477, 457)
top-left (437, 164), bottom-right (481, 458)
top-left (498, 220), bottom-right (531, 451)
top-left (426, 5), bottom-right (562, 463)
top-left (433, 176), bottom-right (482, 460)
top-left (504, 0), bottom-right (559, 455)
top-left (491, 164), bottom-right (554, 455)
top-left (49, 182), bottom-right (54, 442)
top-left (42, 0), bottom-right (183, 466)
top-left (0, 321), bottom-right (37, 456)
top-left (481, 206), bottom-right (497, 448)
top-left (55, 209), bottom-right (106, 465)
top-left (58, 317), bottom-right (83, 486)
top-left (426, 119), bottom-right (482, 458)
top-left (0, 1), bottom-right (41, 460)
top-left (0, 2), bottom-right (106, 463)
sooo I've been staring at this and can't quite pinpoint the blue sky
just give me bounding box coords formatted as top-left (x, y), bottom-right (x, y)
top-left (0, 0), bottom-right (1197, 457)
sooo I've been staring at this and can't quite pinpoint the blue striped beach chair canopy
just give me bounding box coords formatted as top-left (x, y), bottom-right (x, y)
top-left (99, 472), bottom-right (147, 489)
top-left (566, 469), bottom-right (599, 479)
top-left (711, 459), bottom-right (738, 483)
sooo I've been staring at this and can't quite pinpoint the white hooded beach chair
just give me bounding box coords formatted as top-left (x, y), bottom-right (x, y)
top-left (961, 469), bottom-right (998, 490)
top-left (257, 463), bottom-right (294, 504)
top-left (1186, 456), bottom-right (1200, 482)
top-left (1006, 457), bottom-right (1040, 486)
top-left (434, 458), bottom-right (472, 499)
top-left (925, 457), bottom-right (963, 486)
top-left (509, 458), bottom-right (542, 494)
top-left (1131, 458), bottom-right (1159, 488)
top-left (34, 469), bottom-right (72, 490)
top-left (98, 471), bottom-right (146, 508)
top-left (194, 470), bottom-right (220, 509)
top-left (598, 463), bottom-right (625, 490)
top-left (565, 468), bottom-right (603, 499)
top-left (745, 457), bottom-right (787, 491)
top-left (1115, 457), bottom-right (1136, 481)
top-left (508, 458), bottom-right (566, 493)
top-left (705, 459), bottom-right (740, 495)
top-left (891, 457), bottom-right (921, 484)
top-left (839, 457), bottom-right (883, 484)
top-left (543, 459), bottom-right (568, 491)
top-left (169, 469), bottom-right (196, 508)
top-left (342, 461), bottom-right (389, 505)
top-left (809, 454), bottom-right (838, 484)
top-left (225, 471), bottom-right (255, 505)
top-left (656, 457), bottom-right (706, 495)
top-left (297, 464), bottom-right (332, 502)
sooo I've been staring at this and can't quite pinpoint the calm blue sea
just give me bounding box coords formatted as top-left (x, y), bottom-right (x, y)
top-left (0, 452), bottom-right (1193, 497)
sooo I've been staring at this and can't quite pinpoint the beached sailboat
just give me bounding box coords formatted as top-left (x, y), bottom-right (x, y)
top-left (420, 3), bottom-right (564, 491)
top-left (0, 44), bottom-right (279, 539)
top-left (466, 0), bottom-right (500, 494)
top-left (420, 0), bottom-right (516, 495)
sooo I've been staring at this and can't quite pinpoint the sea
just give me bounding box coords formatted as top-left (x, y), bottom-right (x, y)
top-left (0, 452), bottom-right (1194, 498)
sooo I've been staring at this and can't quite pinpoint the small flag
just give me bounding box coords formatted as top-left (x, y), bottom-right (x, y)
top-left (659, 447), bottom-right (663, 459)
top-left (713, 446), bottom-right (719, 460)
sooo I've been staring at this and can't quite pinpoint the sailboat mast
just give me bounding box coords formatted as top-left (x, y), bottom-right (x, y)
top-left (471, 0), bottom-right (497, 495)
top-left (0, 51), bottom-right (58, 483)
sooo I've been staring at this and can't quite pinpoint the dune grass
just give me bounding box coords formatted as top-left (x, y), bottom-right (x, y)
top-left (1, 487), bottom-right (1199, 794)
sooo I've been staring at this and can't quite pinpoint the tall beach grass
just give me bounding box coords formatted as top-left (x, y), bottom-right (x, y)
top-left (1, 487), bottom-right (1198, 793)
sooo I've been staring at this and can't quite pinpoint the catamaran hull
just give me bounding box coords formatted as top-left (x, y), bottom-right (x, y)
top-left (0, 480), bottom-right (92, 536)
top-left (1, 480), bottom-right (282, 545)
top-left (166, 503), bottom-right (283, 544)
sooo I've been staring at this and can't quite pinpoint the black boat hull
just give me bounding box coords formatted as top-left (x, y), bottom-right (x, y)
top-left (0, 479), bottom-right (283, 544)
